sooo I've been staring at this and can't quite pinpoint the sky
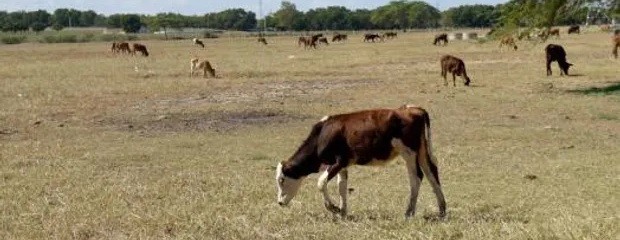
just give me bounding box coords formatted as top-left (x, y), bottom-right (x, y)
top-left (0, 0), bottom-right (509, 16)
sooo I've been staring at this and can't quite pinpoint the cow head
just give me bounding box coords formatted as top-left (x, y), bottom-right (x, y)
top-left (560, 62), bottom-right (573, 75)
top-left (275, 162), bottom-right (303, 206)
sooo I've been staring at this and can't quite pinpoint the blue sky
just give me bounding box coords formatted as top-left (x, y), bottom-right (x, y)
top-left (0, 1), bottom-right (509, 16)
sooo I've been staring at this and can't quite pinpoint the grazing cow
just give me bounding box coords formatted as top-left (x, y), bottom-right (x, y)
top-left (567, 25), bottom-right (580, 34)
top-left (433, 33), bottom-right (448, 46)
top-left (332, 33), bottom-right (348, 42)
top-left (190, 58), bottom-right (216, 78)
top-left (193, 38), bottom-right (205, 48)
top-left (318, 37), bottom-right (329, 45)
top-left (363, 33), bottom-right (383, 42)
top-left (499, 36), bottom-right (518, 50)
top-left (545, 44), bottom-right (572, 76)
top-left (111, 42), bottom-right (118, 53)
top-left (298, 36), bottom-right (317, 49)
top-left (440, 55), bottom-right (471, 86)
top-left (612, 35), bottom-right (619, 59)
top-left (258, 37), bottom-right (268, 45)
top-left (275, 105), bottom-right (446, 218)
top-left (549, 28), bottom-right (560, 38)
top-left (115, 42), bottom-right (131, 54)
top-left (383, 32), bottom-right (398, 39)
top-left (132, 43), bottom-right (149, 57)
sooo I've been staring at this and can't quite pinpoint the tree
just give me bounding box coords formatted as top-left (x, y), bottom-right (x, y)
top-left (121, 14), bottom-right (142, 33)
top-left (371, 1), bottom-right (440, 29)
top-left (271, 1), bottom-right (304, 31)
top-left (496, 0), bottom-right (609, 39)
top-left (442, 5), bottom-right (499, 28)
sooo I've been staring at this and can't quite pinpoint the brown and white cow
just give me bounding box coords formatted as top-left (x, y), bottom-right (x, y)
top-left (276, 105), bottom-right (446, 219)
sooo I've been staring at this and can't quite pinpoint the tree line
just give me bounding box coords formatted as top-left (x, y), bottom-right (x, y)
top-left (0, 0), bottom-right (615, 33)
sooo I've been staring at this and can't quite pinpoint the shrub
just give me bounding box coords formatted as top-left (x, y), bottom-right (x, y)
top-left (40, 34), bottom-right (78, 43)
top-left (1, 35), bottom-right (27, 44)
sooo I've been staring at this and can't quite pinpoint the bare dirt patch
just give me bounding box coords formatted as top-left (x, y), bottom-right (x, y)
top-left (97, 109), bottom-right (309, 134)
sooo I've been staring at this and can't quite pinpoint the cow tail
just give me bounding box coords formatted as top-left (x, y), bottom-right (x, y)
top-left (422, 110), bottom-right (441, 185)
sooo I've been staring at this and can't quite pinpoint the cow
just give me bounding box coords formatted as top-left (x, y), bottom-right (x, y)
top-left (258, 37), bottom-right (268, 45)
top-left (440, 55), bottom-right (471, 86)
top-left (499, 36), bottom-right (518, 50)
top-left (132, 43), bottom-right (149, 57)
top-left (383, 32), bottom-right (398, 39)
top-left (433, 33), bottom-right (448, 46)
top-left (332, 33), bottom-right (348, 42)
top-left (318, 37), bottom-right (329, 45)
top-left (115, 42), bottom-right (131, 54)
top-left (567, 25), bottom-right (580, 34)
top-left (111, 42), bottom-right (118, 53)
top-left (613, 35), bottom-right (620, 59)
top-left (193, 38), bottom-right (205, 48)
top-left (298, 36), bottom-right (317, 49)
top-left (190, 58), bottom-right (216, 78)
top-left (549, 28), bottom-right (560, 38)
top-left (363, 33), bottom-right (383, 42)
top-left (275, 105), bottom-right (446, 219)
top-left (545, 44), bottom-right (572, 76)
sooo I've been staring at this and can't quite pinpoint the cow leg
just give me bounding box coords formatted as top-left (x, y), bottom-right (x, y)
top-left (396, 146), bottom-right (422, 218)
top-left (337, 169), bottom-right (348, 217)
top-left (317, 163), bottom-right (344, 214)
top-left (546, 60), bottom-right (552, 76)
top-left (441, 68), bottom-right (448, 86)
top-left (418, 139), bottom-right (447, 218)
top-left (452, 72), bottom-right (457, 87)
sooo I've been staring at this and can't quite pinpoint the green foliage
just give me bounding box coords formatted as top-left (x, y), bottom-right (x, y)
top-left (121, 14), bottom-right (142, 33)
top-left (442, 5), bottom-right (500, 28)
top-left (271, 1), bottom-right (306, 31)
top-left (30, 22), bottom-right (48, 32)
top-left (1, 35), bottom-right (27, 44)
top-left (51, 23), bottom-right (64, 31)
top-left (370, 1), bottom-right (440, 29)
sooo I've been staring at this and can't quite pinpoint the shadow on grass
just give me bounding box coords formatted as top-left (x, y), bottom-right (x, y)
top-left (567, 82), bottom-right (620, 96)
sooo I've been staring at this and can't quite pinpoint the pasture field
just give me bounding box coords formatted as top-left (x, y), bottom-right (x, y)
top-left (0, 30), bottom-right (618, 239)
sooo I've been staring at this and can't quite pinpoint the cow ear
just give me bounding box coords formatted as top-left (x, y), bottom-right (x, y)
top-left (568, 63), bottom-right (573, 66)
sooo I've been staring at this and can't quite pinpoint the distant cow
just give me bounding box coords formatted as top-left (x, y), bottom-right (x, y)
top-left (275, 105), bottom-right (446, 219)
top-left (318, 37), bottom-right (329, 45)
top-left (132, 43), bottom-right (149, 57)
top-left (545, 44), bottom-right (572, 76)
top-left (332, 33), bottom-right (348, 42)
top-left (499, 36), bottom-right (518, 50)
top-left (298, 36), bottom-right (317, 49)
top-left (190, 58), bottom-right (216, 78)
top-left (440, 55), bottom-right (471, 86)
top-left (613, 35), bottom-right (619, 59)
top-left (567, 25), bottom-right (580, 34)
top-left (193, 38), bottom-right (205, 48)
top-left (549, 28), bottom-right (560, 38)
top-left (383, 32), bottom-right (397, 39)
top-left (115, 42), bottom-right (131, 54)
top-left (364, 33), bottom-right (383, 42)
top-left (258, 37), bottom-right (268, 45)
top-left (433, 33), bottom-right (448, 46)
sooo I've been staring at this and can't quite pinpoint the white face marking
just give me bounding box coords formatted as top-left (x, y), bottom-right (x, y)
top-left (275, 163), bottom-right (303, 206)
top-left (320, 116), bottom-right (329, 122)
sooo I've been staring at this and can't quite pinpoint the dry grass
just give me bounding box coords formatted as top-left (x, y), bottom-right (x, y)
top-left (1, 30), bottom-right (618, 239)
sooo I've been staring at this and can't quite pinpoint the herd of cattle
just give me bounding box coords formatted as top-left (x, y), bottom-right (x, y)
top-left (275, 26), bottom-right (619, 219)
top-left (104, 26), bottom-right (618, 218)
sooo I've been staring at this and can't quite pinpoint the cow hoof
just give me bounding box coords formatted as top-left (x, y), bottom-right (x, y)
top-left (325, 203), bottom-right (341, 214)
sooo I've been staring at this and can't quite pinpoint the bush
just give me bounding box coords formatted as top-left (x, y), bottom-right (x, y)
top-left (1, 35), bottom-right (27, 44)
top-left (202, 31), bottom-right (220, 39)
top-left (40, 34), bottom-right (78, 43)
